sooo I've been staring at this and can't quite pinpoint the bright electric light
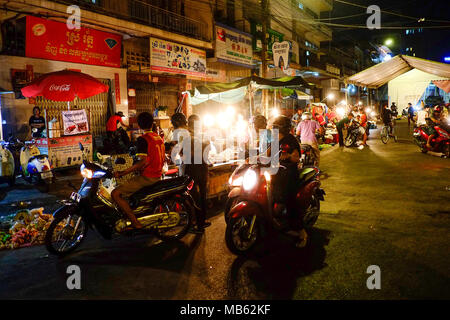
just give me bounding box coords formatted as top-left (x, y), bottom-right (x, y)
top-left (340, 100), bottom-right (346, 105)
top-left (203, 114), bottom-right (215, 127)
top-left (383, 54), bottom-right (392, 62)
top-left (243, 169), bottom-right (258, 191)
top-left (217, 113), bottom-right (231, 129)
top-left (272, 108), bottom-right (280, 118)
top-left (263, 171), bottom-right (271, 182)
top-left (371, 111), bottom-right (376, 117)
top-left (226, 106), bottom-right (236, 116)
top-left (365, 107), bottom-right (371, 113)
top-left (327, 93), bottom-right (335, 100)
top-left (385, 39), bottom-right (393, 46)
top-left (336, 107), bottom-right (346, 117)
top-left (229, 176), bottom-right (243, 187)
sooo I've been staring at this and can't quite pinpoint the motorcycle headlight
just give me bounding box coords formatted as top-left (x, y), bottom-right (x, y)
top-left (242, 169), bottom-right (258, 191)
top-left (229, 176), bottom-right (243, 187)
top-left (80, 164), bottom-right (93, 179)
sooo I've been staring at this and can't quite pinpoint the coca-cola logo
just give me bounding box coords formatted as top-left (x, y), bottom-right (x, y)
top-left (49, 84), bottom-right (71, 92)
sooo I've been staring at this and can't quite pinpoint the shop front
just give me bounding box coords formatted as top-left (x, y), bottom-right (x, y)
top-left (0, 16), bottom-right (128, 144)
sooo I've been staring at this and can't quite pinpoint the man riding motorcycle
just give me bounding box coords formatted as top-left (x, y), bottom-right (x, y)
top-left (426, 105), bottom-right (449, 149)
top-left (270, 115), bottom-right (308, 248)
top-left (111, 112), bottom-right (165, 231)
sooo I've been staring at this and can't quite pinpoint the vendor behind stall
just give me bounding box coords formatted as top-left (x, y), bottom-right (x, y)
top-left (29, 106), bottom-right (46, 138)
top-left (106, 111), bottom-right (129, 137)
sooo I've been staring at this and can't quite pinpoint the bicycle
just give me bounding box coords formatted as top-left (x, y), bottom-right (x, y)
top-left (381, 122), bottom-right (398, 144)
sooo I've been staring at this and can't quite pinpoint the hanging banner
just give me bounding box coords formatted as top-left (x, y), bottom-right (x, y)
top-left (215, 23), bottom-right (253, 67)
top-left (62, 109), bottom-right (89, 135)
top-left (150, 37), bottom-right (206, 76)
top-left (26, 16), bottom-right (122, 68)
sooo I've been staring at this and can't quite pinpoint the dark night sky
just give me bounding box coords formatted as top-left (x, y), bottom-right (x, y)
top-left (324, 0), bottom-right (450, 61)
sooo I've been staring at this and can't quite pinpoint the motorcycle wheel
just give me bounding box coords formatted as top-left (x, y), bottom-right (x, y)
top-left (344, 135), bottom-right (355, 147)
top-left (443, 144), bottom-right (450, 158)
top-left (45, 206), bottom-right (87, 256)
top-left (421, 147), bottom-right (428, 154)
top-left (303, 196), bottom-right (320, 229)
top-left (154, 197), bottom-right (193, 241)
top-left (225, 216), bottom-right (259, 255)
top-left (224, 197), bottom-right (239, 224)
top-left (7, 175), bottom-right (15, 187)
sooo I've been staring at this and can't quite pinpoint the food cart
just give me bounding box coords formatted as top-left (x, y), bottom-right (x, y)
top-left (186, 75), bottom-right (312, 202)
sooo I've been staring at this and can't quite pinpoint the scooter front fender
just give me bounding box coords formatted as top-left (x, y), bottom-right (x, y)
top-left (229, 200), bottom-right (261, 219)
top-left (228, 187), bottom-right (241, 199)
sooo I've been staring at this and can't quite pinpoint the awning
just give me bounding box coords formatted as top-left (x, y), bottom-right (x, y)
top-left (346, 55), bottom-right (450, 88)
top-left (189, 75), bottom-right (311, 95)
top-left (432, 80), bottom-right (450, 93)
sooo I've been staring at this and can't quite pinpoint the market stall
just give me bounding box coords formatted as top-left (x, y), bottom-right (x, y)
top-left (185, 75), bottom-right (312, 201)
top-left (21, 70), bottom-right (109, 169)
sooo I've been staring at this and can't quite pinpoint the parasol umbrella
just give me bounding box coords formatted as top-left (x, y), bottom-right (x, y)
top-left (21, 70), bottom-right (109, 102)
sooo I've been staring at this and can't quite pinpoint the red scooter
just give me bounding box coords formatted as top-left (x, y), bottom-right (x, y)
top-left (224, 155), bottom-right (325, 255)
top-left (413, 122), bottom-right (450, 157)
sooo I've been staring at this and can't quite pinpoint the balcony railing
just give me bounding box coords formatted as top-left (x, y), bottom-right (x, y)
top-left (55, 0), bottom-right (210, 42)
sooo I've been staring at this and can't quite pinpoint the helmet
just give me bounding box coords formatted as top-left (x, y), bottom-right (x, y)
top-left (433, 106), bottom-right (442, 114)
top-left (251, 114), bottom-right (267, 130)
top-left (171, 112), bottom-right (187, 128)
top-left (272, 115), bottom-right (292, 135)
top-left (302, 112), bottom-right (312, 120)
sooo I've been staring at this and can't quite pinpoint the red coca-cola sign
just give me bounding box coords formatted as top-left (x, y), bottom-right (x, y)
top-left (26, 16), bottom-right (121, 68)
top-left (49, 84), bottom-right (71, 92)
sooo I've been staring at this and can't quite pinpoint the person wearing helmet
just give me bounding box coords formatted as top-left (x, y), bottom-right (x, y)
top-left (271, 115), bottom-right (308, 247)
top-left (426, 106), bottom-right (444, 149)
top-left (296, 112), bottom-right (323, 166)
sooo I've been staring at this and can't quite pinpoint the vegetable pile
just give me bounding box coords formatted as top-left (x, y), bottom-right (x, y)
top-left (0, 208), bottom-right (53, 250)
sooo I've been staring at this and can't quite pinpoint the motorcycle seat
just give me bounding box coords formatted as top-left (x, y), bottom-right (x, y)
top-left (130, 176), bottom-right (191, 201)
top-left (298, 167), bottom-right (317, 185)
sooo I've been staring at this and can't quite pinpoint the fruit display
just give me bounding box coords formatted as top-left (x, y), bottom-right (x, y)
top-left (0, 207), bottom-right (53, 250)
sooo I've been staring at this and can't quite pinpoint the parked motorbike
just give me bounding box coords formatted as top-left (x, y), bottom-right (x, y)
top-left (344, 120), bottom-right (365, 147)
top-left (413, 122), bottom-right (450, 157)
top-left (300, 144), bottom-right (315, 167)
top-left (44, 142), bottom-right (197, 256)
top-left (224, 155), bottom-right (325, 255)
top-left (2, 136), bottom-right (53, 191)
top-left (0, 141), bottom-right (15, 186)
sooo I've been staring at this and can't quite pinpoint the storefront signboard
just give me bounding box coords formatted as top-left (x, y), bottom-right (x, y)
top-left (150, 37), bottom-right (206, 76)
top-left (215, 23), bottom-right (253, 67)
top-left (25, 16), bottom-right (122, 68)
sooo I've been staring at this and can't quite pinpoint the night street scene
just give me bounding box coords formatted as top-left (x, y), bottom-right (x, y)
top-left (0, 0), bottom-right (449, 309)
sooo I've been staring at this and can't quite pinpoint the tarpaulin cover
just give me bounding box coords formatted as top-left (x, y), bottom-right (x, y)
top-left (188, 87), bottom-right (247, 106)
top-left (432, 80), bottom-right (450, 93)
top-left (346, 55), bottom-right (450, 88)
top-left (189, 75), bottom-right (311, 95)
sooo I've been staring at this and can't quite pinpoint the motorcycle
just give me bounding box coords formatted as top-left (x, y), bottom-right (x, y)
top-left (413, 122), bottom-right (450, 157)
top-left (344, 120), bottom-right (365, 147)
top-left (0, 141), bottom-right (15, 186)
top-left (224, 153), bottom-right (325, 255)
top-left (44, 142), bottom-right (197, 256)
top-left (2, 136), bottom-right (53, 191)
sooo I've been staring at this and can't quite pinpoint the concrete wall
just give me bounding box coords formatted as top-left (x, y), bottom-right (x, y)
top-left (0, 55), bottom-right (127, 135)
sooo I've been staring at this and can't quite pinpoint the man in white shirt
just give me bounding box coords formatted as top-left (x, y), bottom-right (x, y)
top-left (416, 105), bottom-right (430, 126)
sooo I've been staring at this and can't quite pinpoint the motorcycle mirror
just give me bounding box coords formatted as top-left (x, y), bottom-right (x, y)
top-left (79, 142), bottom-right (84, 151)
top-left (115, 158), bottom-right (126, 165)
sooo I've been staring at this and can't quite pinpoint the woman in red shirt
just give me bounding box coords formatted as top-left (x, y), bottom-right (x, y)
top-left (359, 107), bottom-right (368, 146)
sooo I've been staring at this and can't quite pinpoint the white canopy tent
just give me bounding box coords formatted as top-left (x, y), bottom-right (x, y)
top-left (346, 55), bottom-right (450, 111)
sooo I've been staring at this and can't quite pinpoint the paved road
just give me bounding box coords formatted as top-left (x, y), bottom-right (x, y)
top-left (0, 120), bottom-right (449, 300)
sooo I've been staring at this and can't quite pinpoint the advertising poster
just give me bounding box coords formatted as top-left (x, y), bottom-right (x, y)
top-left (36, 135), bottom-right (92, 169)
top-left (62, 109), bottom-right (89, 135)
top-left (26, 16), bottom-right (122, 68)
top-left (150, 37), bottom-right (206, 76)
top-left (215, 23), bottom-right (253, 67)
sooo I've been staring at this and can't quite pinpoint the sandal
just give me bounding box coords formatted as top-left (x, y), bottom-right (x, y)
top-left (295, 230), bottom-right (308, 248)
